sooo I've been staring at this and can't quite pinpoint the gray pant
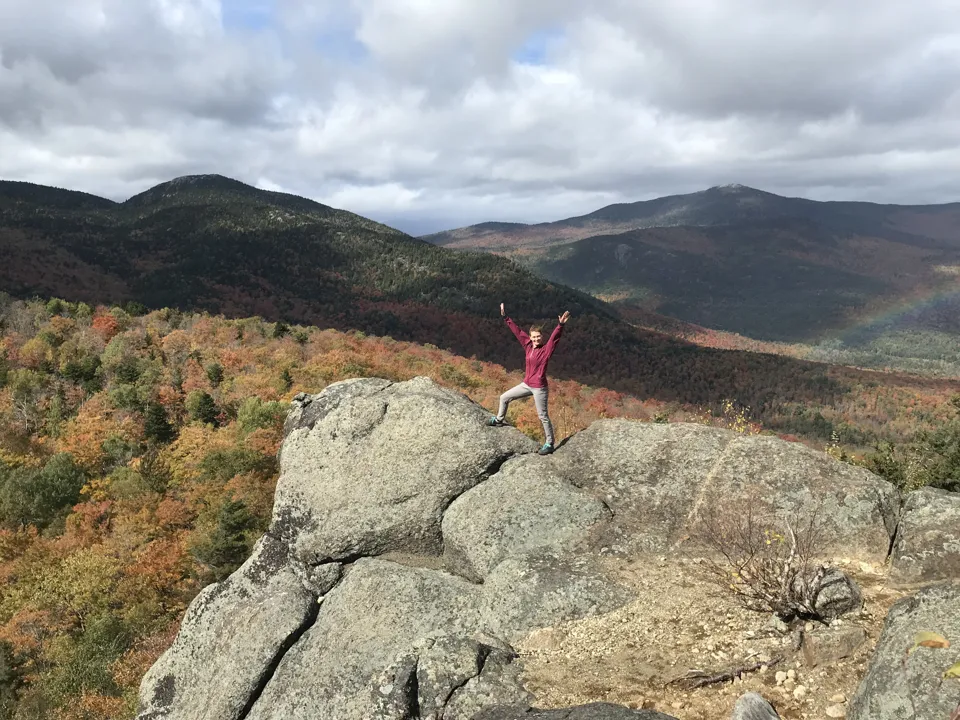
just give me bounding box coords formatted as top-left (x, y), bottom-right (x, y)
top-left (497, 382), bottom-right (554, 446)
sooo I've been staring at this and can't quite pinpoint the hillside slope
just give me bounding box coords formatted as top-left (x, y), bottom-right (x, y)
top-left (2, 175), bottom-right (957, 435)
top-left (519, 220), bottom-right (960, 340)
top-left (424, 185), bottom-right (960, 348)
top-left (425, 184), bottom-right (960, 251)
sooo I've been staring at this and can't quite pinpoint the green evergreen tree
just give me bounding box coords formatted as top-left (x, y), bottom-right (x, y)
top-left (144, 402), bottom-right (175, 444)
top-left (185, 391), bottom-right (219, 425)
top-left (0, 641), bottom-right (21, 719)
top-left (194, 499), bottom-right (255, 582)
top-left (0, 454), bottom-right (85, 529)
top-left (205, 362), bottom-right (224, 387)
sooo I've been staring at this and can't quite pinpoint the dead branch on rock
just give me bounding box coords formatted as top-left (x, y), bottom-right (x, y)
top-left (691, 490), bottom-right (829, 620)
top-left (667, 654), bottom-right (783, 690)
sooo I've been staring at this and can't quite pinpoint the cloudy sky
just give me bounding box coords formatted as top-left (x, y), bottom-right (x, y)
top-left (1, 0), bottom-right (959, 234)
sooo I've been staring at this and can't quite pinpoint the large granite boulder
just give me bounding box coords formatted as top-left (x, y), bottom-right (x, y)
top-left (538, 420), bottom-right (900, 561)
top-left (848, 582), bottom-right (960, 720)
top-left (137, 533), bottom-right (315, 720)
top-left (138, 377), bottom-right (905, 720)
top-left (245, 558), bottom-right (483, 719)
top-left (443, 456), bottom-right (609, 582)
top-left (890, 487), bottom-right (960, 586)
top-left (275, 377), bottom-right (537, 565)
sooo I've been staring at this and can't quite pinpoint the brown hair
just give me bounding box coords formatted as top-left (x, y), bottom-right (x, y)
top-left (529, 325), bottom-right (543, 334)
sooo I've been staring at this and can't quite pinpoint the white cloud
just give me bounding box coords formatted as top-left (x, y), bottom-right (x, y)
top-left (1, 0), bottom-right (959, 233)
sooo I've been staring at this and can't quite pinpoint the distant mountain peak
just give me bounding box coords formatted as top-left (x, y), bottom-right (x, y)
top-left (144, 174), bottom-right (252, 194)
top-left (711, 183), bottom-right (757, 193)
top-left (165, 173), bottom-right (236, 186)
top-left (123, 174), bottom-right (271, 209)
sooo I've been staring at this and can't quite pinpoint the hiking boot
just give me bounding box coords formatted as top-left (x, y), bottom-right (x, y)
top-left (486, 416), bottom-right (506, 427)
top-left (538, 443), bottom-right (554, 455)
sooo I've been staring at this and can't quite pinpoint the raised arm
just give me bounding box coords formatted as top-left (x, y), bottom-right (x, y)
top-left (544, 311), bottom-right (570, 355)
top-left (504, 316), bottom-right (531, 348)
top-left (543, 323), bottom-right (563, 355)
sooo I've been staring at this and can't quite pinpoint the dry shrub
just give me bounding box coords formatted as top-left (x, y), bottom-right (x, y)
top-left (692, 491), bottom-right (829, 620)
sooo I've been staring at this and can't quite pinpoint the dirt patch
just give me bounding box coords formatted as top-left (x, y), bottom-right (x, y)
top-left (516, 555), bottom-right (905, 719)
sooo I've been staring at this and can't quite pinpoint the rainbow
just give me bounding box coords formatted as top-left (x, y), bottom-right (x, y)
top-left (832, 274), bottom-right (960, 341)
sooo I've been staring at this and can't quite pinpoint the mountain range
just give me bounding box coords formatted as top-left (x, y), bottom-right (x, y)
top-left (424, 184), bottom-right (960, 345)
top-left (2, 174), bottom-right (958, 443)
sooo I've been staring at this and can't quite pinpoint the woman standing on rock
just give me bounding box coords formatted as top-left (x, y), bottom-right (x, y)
top-left (487, 302), bottom-right (570, 455)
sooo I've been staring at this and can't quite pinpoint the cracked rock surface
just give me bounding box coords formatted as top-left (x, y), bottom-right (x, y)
top-left (276, 376), bottom-right (537, 565)
top-left (890, 486), bottom-right (960, 586)
top-left (136, 532), bottom-right (316, 720)
top-left (138, 376), bottom-right (910, 720)
top-left (535, 421), bottom-right (899, 560)
top-left (848, 582), bottom-right (960, 720)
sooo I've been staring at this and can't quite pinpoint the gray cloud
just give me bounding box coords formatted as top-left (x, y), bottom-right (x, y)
top-left (1, 0), bottom-right (959, 234)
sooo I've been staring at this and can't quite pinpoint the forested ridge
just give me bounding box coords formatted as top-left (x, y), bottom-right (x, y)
top-left (3, 175), bottom-right (959, 445)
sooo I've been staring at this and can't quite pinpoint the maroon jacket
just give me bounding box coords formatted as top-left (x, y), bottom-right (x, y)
top-left (505, 317), bottom-right (563, 388)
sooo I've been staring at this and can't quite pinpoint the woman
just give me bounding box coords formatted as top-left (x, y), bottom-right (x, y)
top-left (487, 302), bottom-right (570, 455)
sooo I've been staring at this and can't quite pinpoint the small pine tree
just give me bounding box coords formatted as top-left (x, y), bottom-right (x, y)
top-left (144, 402), bottom-right (175, 444)
top-left (0, 641), bottom-right (21, 718)
top-left (205, 362), bottom-right (224, 387)
top-left (185, 391), bottom-right (219, 426)
top-left (45, 298), bottom-right (65, 316)
top-left (194, 500), bottom-right (255, 582)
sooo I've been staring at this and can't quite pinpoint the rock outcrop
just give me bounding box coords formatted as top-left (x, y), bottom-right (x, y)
top-left (730, 693), bottom-right (782, 720)
top-left (538, 420), bottom-right (899, 562)
top-left (138, 377), bottom-right (908, 720)
top-left (848, 582), bottom-right (960, 720)
top-left (276, 377), bottom-right (536, 565)
top-left (890, 486), bottom-right (960, 586)
top-left (137, 533), bottom-right (315, 720)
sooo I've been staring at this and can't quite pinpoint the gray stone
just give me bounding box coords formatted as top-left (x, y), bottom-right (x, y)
top-left (890, 487), bottom-right (960, 586)
top-left (371, 652), bottom-right (419, 720)
top-left (416, 635), bottom-right (486, 719)
top-left (136, 532), bottom-right (316, 720)
top-left (443, 455), bottom-right (609, 581)
top-left (480, 551), bottom-right (634, 643)
top-left (848, 582), bottom-right (960, 720)
top-left (730, 692), bottom-right (782, 719)
top-left (244, 558), bottom-right (481, 720)
top-left (289, 560), bottom-right (341, 595)
top-left (538, 421), bottom-right (899, 561)
top-left (812, 568), bottom-right (864, 621)
top-left (802, 626), bottom-right (868, 667)
top-left (444, 645), bottom-right (532, 720)
top-left (372, 634), bottom-right (533, 720)
top-left (275, 377), bottom-right (537, 564)
top-left (283, 378), bottom-right (391, 436)
top-left (783, 567), bottom-right (862, 622)
top-left (473, 703), bottom-right (678, 719)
